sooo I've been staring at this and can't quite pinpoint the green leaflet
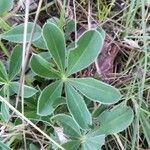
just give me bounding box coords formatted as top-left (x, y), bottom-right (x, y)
top-left (58, 140), bottom-right (80, 150)
top-left (93, 105), bottom-right (134, 135)
top-left (42, 23), bottom-right (66, 71)
top-left (38, 52), bottom-right (51, 61)
top-left (52, 97), bottom-right (66, 109)
top-left (25, 110), bottom-right (41, 120)
top-left (68, 78), bottom-right (121, 104)
top-left (32, 36), bottom-right (47, 50)
top-left (65, 19), bottom-right (75, 34)
top-left (47, 17), bottom-right (60, 26)
top-left (29, 143), bottom-right (39, 150)
top-left (8, 45), bottom-right (22, 80)
top-left (65, 83), bottom-right (92, 129)
top-left (30, 54), bottom-right (60, 79)
top-left (1, 102), bottom-right (10, 122)
top-left (81, 134), bottom-right (105, 150)
top-left (97, 28), bottom-right (105, 40)
top-left (65, 19), bottom-right (75, 40)
top-left (67, 30), bottom-right (104, 76)
top-left (38, 81), bottom-right (63, 116)
top-left (0, 0), bottom-right (13, 15)
top-left (0, 60), bottom-right (8, 82)
top-left (52, 114), bottom-right (81, 138)
top-left (10, 82), bottom-right (38, 98)
top-left (0, 22), bottom-right (41, 43)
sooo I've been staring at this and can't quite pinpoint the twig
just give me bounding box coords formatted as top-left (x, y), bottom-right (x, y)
top-left (114, 133), bottom-right (125, 150)
top-left (73, 0), bottom-right (77, 45)
top-left (20, 0), bottom-right (30, 149)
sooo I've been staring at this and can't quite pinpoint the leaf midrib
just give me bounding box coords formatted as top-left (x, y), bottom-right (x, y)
top-left (69, 79), bottom-right (118, 97)
top-left (66, 84), bottom-right (88, 128)
top-left (47, 25), bottom-right (65, 71)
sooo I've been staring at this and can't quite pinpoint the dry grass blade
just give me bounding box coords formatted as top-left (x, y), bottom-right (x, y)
top-left (0, 96), bottom-right (65, 150)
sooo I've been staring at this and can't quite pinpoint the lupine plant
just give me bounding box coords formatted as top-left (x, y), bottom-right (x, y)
top-left (0, 0), bottom-right (134, 148)
top-left (29, 22), bottom-right (133, 149)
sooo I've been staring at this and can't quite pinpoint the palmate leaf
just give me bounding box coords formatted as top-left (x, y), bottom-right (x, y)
top-left (66, 30), bottom-right (104, 76)
top-left (65, 83), bottom-right (92, 129)
top-left (0, 60), bottom-right (8, 82)
top-left (68, 78), bottom-right (121, 104)
top-left (92, 105), bottom-right (134, 135)
top-left (30, 54), bottom-right (61, 79)
top-left (9, 82), bottom-right (38, 98)
top-left (52, 114), bottom-right (81, 138)
top-left (0, 0), bottom-right (13, 15)
top-left (38, 81), bottom-right (63, 116)
top-left (0, 22), bottom-right (41, 43)
top-left (42, 23), bottom-right (66, 71)
top-left (8, 45), bottom-right (22, 80)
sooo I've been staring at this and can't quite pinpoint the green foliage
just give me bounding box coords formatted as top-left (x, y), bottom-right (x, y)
top-left (0, 46), bottom-right (37, 122)
top-left (52, 114), bottom-right (81, 138)
top-left (9, 82), bottom-right (38, 98)
top-left (0, 22), bottom-right (41, 43)
top-left (37, 81), bottom-right (63, 116)
top-left (8, 45), bottom-right (22, 80)
top-left (33, 36), bottom-right (47, 50)
top-left (0, 16), bottom-right (134, 149)
top-left (29, 22), bottom-right (133, 149)
top-left (42, 23), bottom-right (66, 71)
top-left (0, 0), bottom-right (13, 16)
top-left (81, 134), bottom-right (105, 150)
top-left (65, 83), bottom-right (92, 129)
top-left (67, 30), bottom-right (103, 76)
top-left (52, 114), bottom-right (105, 150)
top-left (30, 54), bottom-right (60, 79)
top-left (1, 102), bottom-right (10, 122)
top-left (0, 46), bottom-right (37, 98)
top-left (68, 78), bottom-right (121, 104)
top-left (93, 105), bottom-right (134, 135)
top-left (0, 61), bottom-right (8, 82)
top-left (58, 140), bottom-right (80, 150)
top-left (29, 143), bottom-right (39, 150)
